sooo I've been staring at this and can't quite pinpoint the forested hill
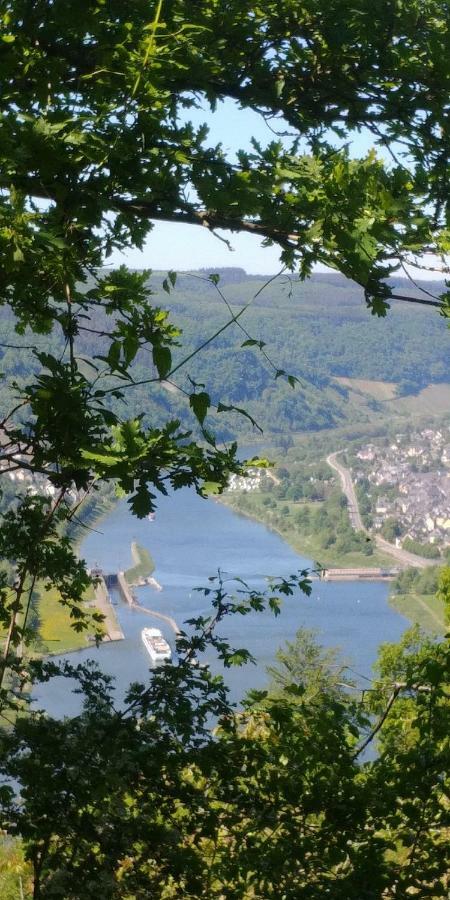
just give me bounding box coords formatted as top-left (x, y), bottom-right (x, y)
top-left (162, 269), bottom-right (447, 388)
top-left (1, 269), bottom-right (449, 438)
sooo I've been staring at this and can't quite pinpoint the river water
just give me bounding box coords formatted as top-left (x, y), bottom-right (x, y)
top-left (35, 487), bottom-right (409, 716)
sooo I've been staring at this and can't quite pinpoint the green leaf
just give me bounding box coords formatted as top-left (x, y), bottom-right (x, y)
top-left (217, 402), bottom-right (262, 432)
top-left (80, 448), bottom-right (122, 465)
top-left (107, 341), bottom-right (121, 369)
top-left (189, 391), bottom-right (210, 424)
top-left (202, 480), bottom-right (221, 495)
top-left (245, 457), bottom-right (272, 468)
top-left (123, 333), bottom-right (139, 365)
top-left (129, 486), bottom-right (155, 518)
top-left (153, 346), bottom-right (172, 378)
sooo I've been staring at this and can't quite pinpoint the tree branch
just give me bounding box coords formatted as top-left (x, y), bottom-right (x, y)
top-left (352, 684), bottom-right (402, 760)
top-left (390, 294), bottom-right (442, 309)
top-left (112, 199), bottom-right (301, 249)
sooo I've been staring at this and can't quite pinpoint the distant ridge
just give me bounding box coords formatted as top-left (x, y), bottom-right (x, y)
top-left (157, 267), bottom-right (445, 302)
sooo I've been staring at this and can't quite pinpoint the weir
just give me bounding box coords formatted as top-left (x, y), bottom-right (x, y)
top-left (110, 570), bottom-right (180, 637)
top-left (321, 567), bottom-right (400, 581)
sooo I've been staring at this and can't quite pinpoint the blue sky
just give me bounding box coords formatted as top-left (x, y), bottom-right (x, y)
top-left (112, 99), bottom-right (381, 275)
top-left (112, 100), bottom-right (442, 281)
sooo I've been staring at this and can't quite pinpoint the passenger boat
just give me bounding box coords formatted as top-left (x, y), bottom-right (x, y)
top-left (141, 627), bottom-right (171, 663)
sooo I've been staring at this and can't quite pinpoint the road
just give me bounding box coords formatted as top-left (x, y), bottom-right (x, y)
top-left (327, 451), bottom-right (364, 530)
top-left (326, 451), bottom-right (435, 570)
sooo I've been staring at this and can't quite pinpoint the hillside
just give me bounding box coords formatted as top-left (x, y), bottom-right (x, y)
top-left (0, 270), bottom-right (448, 439)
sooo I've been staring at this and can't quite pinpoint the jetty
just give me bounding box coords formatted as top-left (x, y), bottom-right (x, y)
top-left (108, 571), bottom-right (180, 637)
top-left (131, 601), bottom-right (180, 636)
top-left (124, 542), bottom-right (162, 589)
top-left (116, 570), bottom-right (135, 605)
top-left (91, 569), bottom-right (124, 642)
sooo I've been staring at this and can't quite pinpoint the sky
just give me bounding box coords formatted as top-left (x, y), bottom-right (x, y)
top-left (111, 100), bottom-right (380, 276)
top-left (111, 99), bottom-right (444, 282)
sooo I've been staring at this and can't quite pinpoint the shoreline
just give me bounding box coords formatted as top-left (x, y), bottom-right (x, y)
top-left (218, 496), bottom-right (446, 633)
top-left (33, 493), bottom-right (121, 658)
top-left (74, 494), bottom-right (124, 645)
top-left (217, 495), bottom-right (386, 570)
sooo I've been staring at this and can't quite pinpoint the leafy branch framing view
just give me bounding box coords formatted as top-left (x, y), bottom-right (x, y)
top-left (0, 1), bottom-right (449, 897)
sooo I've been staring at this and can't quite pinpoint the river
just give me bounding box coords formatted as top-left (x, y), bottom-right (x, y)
top-left (35, 487), bottom-right (409, 716)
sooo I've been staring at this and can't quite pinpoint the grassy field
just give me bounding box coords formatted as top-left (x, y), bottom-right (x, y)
top-left (385, 383), bottom-right (450, 417)
top-left (125, 542), bottom-right (155, 584)
top-left (29, 490), bottom-right (120, 655)
top-left (33, 583), bottom-right (96, 655)
top-left (222, 494), bottom-right (394, 569)
top-left (389, 591), bottom-right (447, 635)
top-left (335, 377), bottom-right (398, 401)
top-left (0, 836), bottom-right (32, 900)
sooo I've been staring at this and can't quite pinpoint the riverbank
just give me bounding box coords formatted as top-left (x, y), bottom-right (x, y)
top-left (33, 491), bottom-right (121, 655)
top-left (33, 576), bottom-right (124, 655)
top-left (219, 495), bottom-right (447, 633)
top-left (32, 584), bottom-right (95, 655)
top-left (220, 493), bottom-right (394, 569)
top-left (389, 592), bottom-right (446, 635)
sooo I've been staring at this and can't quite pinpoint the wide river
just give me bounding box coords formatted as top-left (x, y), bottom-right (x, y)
top-left (37, 487), bottom-right (409, 716)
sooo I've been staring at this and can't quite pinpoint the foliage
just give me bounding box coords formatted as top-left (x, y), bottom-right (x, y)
top-left (1, 271), bottom-right (450, 442)
top-left (403, 537), bottom-right (442, 559)
top-left (0, 1), bottom-right (450, 896)
top-left (380, 517), bottom-right (402, 542)
top-left (393, 565), bottom-right (442, 597)
top-left (437, 566), bottom-right (450, 624)
top-left (0, 836), bottom-right (32, 900)
top-left (266, 626), bottom-right (352, 703)
top-left (1, 598), bottom-right (449, 898)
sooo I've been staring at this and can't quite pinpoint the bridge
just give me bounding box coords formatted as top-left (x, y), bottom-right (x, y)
top-left (321, 567), bottom-right (400, 581)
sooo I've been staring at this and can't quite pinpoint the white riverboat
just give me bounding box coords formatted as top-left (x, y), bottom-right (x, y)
top-left (141, 627), bottom-right (172, 663)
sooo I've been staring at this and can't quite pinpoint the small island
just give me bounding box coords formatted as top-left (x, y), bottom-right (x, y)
top-left (124, 542), bottom-right (157, 587)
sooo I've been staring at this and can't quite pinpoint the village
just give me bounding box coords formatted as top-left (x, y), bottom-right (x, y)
top-left (0, 454), bottom-right (79, 504)
top-left (349, 427), bottom-right (450, 550)
top-left (225, 466), bottom-right (266, 492)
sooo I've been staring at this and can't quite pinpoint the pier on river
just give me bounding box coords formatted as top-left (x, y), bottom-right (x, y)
top-left (106, 571), bottom-right (180, 637)
top-left (91, 570), bottom-right (125, 642)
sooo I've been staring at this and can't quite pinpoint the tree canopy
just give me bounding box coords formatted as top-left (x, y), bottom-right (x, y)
top-left (2, 0), bottom-right (450, 315)
top-left (0, 1), bottom-right (449, 897)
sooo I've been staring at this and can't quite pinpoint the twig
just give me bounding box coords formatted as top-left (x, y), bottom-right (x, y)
top-left (352, 684), bottom-right (402, 759)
